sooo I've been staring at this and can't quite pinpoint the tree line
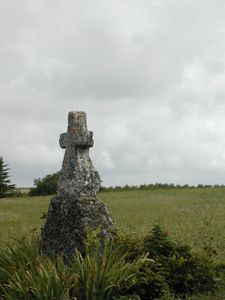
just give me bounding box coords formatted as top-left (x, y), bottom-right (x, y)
top-left (29, 173), bottom-right (225, 196)
top-left (1, 157), bottom-right (225, 197)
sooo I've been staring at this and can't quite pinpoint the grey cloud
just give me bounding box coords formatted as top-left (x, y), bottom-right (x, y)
top-left (1, 0), bottom-right (225, 186)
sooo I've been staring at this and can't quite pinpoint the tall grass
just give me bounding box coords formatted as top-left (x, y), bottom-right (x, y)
top-left (1, 188), bottom-right (225, 258)
top-left (0, 232), bottom-right (68, 299)
top-left (69, 232), bottom-right (148, 300)
top-left (0, 232), bottom-right (148, 300)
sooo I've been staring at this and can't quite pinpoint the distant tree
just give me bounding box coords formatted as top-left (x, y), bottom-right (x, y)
top-left (0, 157), bottom-right (15, 198)
top-left (29, 172), bottom-right (59, 196)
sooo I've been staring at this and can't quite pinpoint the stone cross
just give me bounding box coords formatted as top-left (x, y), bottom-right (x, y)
top-left (57, 111), bottom-right (101, 198)
top-left (59, 111), bottom-right (93, 149)
top-left (41, 111), bottom-right (115, 260)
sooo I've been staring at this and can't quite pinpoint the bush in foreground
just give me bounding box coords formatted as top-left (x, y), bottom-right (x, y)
top-left (0, 231), bottom-right (147, 300)
top-left (114, 226), bottom-right (221, 299)
top-left (143, 225), bottom-right (217, 297)
top-left (0, 226), bottom-right (223, 300)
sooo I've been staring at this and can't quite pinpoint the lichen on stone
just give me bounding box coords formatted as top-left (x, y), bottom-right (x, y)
top-left (41, 111), bottom-right (116, 260)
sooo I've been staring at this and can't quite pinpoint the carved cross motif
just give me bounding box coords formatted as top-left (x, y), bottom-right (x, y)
top-left (59, 111), bottom-right (93, 149)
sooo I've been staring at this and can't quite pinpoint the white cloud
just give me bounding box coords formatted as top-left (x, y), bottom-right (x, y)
top-left (96, 150), bottom-right (115, 170)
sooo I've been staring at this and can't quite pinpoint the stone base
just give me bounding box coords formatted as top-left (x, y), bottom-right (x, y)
top-left (40, 196), bottom-right (116, 260)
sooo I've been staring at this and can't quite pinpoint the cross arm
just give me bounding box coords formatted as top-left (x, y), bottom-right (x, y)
top-left (59, 131), bottom-right (94, 149)
top-left (59, 133), bottom-right (67, 148)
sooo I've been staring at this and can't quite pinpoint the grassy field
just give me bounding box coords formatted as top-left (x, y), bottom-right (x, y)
top-left (1, 187), bottom-right (225, 260)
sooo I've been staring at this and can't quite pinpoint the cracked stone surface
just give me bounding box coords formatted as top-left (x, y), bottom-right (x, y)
top-left (41, 111), bottom-right (116, 259)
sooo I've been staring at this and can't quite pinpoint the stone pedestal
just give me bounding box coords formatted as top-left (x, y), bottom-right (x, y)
top-left (40, 112), bottom-right (116, 260)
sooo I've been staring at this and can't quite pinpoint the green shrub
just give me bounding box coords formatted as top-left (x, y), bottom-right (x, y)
top-left (115, 225), bottom-right (220, 299)
top-left (116, 232), bottom-right (169, 299)
top-left (130, 259), bottom-right (170, 300)
top-left (144, 225), bottom-right (176, 258)
top-left (143, 225), bottom-right (218, 296)
top-left (115, 232), bottom-right (144, 261)
top-left (29, 172), bottom-right (59, 196)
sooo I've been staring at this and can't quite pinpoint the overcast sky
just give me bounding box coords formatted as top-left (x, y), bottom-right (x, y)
top-left (1, 0), bottom-right (225, 187)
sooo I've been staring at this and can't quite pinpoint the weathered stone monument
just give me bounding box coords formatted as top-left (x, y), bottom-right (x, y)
top-left (41, 111), bottom-right (116, 259)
